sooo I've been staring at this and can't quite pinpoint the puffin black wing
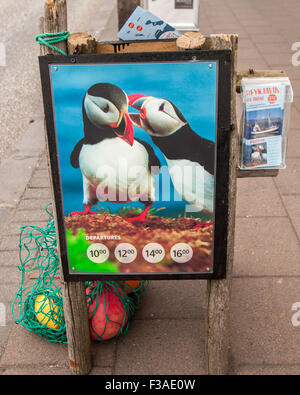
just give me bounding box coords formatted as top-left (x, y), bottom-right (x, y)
top-left (135, 138), bottom-right (161, 174)
top-left (70, 138), bottom-right (85, 168)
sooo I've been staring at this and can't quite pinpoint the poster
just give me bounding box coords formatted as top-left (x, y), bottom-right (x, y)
top-left (39, 51), bottom-right (231, 280)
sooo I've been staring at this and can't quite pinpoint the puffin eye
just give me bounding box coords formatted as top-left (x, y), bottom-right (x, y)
top-left (102, 104), bottom-right (109, 113)
top-left (158, 103), bottom-right (165, 112)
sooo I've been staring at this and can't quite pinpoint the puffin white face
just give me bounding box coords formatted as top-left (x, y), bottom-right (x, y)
top-left (84, 93), bottom-right (120, 127)
top-left (135, 97), bottom-right (187, 137)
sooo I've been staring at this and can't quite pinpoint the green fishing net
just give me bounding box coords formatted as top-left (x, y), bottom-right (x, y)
top-left (12, 204), bottom-right (148, 343)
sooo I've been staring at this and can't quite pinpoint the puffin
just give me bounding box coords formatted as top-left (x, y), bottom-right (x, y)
top-left (128, 94), bottom-right (215, 215)
top-left (70, 83), bottom-right (160, 222)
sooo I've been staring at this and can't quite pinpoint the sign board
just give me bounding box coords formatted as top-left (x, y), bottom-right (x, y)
top-left (143, 0), bottom-right (200, 31)
top-left (39, 50), bottom-right (231, 281)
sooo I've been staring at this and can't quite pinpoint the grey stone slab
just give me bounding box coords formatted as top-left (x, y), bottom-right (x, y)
top-left (29, 176), bottom-right (50, 189)
top-left (9, 118), bottom-right (45, 160)
top-left (89, 367), bottom-right (113, 375)
top-left (91, 341), bottom-right (116, 368)
top-left (0, 266), bottom-right (22, 284)
top-left (0, 157), bottom-right (39, 207)
top-left (275, 159), bottom-right (300, 195)
top-left (0, 284), bottom-right (19, 302)
top-left (233, 365), bottom-right (300, 375)
top-left (0, 235), bottom-right (21, 252)
top-left (236, 177), bottom-right (286, 218)
top-left (1, 367), bottom-right (73, 375)
top-left (22, 187), bottom-right (52, 200)
top-left (231, 278), bottom-right (300, 366)
top-left (290, 216), bottom-right (300, 240)
top-left (0, 251), bottom-right (20, 267)
top-left (134, 280), bottom-right (206, 320)
top-left (11, 210), bottom-right (49, 224)
top-left (0, 208), bottom-right (13, 234)
top-left (233, 217), bottom-right (300, 277)
top-left (115, 319), bottom-right (205, 375)
top-left (18, 199), bottom-right (53, 211)
top-left (247, 34), bottom-right (287, 44)
top-left (0, 325), bottom-right (68, 368)
top-left (263, 52), bottom-right (294, 67)
top-left (287, 129), bottom-right (300, 158)
top-left (282, 195), bottom-right (300, 216)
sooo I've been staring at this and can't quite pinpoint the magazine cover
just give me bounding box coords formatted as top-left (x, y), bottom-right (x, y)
top-left (47, 60), bottom-right (218, 277)
top-left (118, 6), bottom-right (181, 40)
top-left (241, 79), bottom-right (290, 169)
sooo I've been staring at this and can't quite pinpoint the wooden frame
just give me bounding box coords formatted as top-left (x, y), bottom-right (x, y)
top-left (38, 0), bottom-right (281, 377)
top-left (39, 49), bottom-right (232, 282)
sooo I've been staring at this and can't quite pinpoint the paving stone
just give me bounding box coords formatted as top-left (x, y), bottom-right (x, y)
top-left (233, 365), bottom-right (300, 375)
top-left (29, 176), bottom-right (50, 189)
top-left (275, 159), bottom-right (300, 195)
top-left (11, 210), bottom-right (49, 224)
top-left (92, 341), bottom-right (116, 368)
top-left (0, 157), bottom-right (40, 207)
top-left (0, 235), bottom-right (21, 251)
top-left (23, 188), bottom-right (51, 200)
top-left (0, 266), bottom-right (22, 284)
top-left (0, 325), bottom-right (68, 368)
top-left (1, 367), bottom-right (73, 375)
top-left (115, 319), bottom-right (205, 375)
top-left (287, 129), bottom-right (300, 158)
top-left (282, 194), bottom-right (300, 216)
top-left (134, 280), bottom-right (206, 320)
top-left (263, 52), bottom-right (294, 67)
top-left (89, 367), bottom-right (113, 375)
top-left (236, 177), bottom-right (286, 218)
top-left (0, 251), bottom-right (19, 267)
top-left (234, 217), bottom-right (300, 276)
top-left (0, 284), bottom-right (19, 302)
top-left (0, 208), bottom-right (13, 234)
top-left (18, 199), bottom-right (53, 211)
top-left (231, 278), bottom-right (300, 366)
top-left (0, 327), bottom-right (12, 361)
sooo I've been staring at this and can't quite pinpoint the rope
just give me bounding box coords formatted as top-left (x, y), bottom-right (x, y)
top-left (35, 31), bottom-right (70, 55)
top-left (12, 204), bottom-right (148, 343)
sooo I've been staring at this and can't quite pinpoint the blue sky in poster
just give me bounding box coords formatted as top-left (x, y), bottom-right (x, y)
top-left (50, 61), bottom-right (217, 216)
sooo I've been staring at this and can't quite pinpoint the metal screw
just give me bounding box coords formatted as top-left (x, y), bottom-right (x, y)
top-left (71, 57), bottom-right (76, 63)
top-left (192, 56), bottom-right (197, 61)
top-left (209, 64), bottom-right (213, 69)
top-left (53, 66), bottom-right (58, 71)
top-left (206, 267), bottom-right (211, 272)
top-left (72, 267), bottom-right (75, 271)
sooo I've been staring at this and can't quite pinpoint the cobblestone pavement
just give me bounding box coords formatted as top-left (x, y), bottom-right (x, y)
top-left (0, 0), bottom-right (300, 375)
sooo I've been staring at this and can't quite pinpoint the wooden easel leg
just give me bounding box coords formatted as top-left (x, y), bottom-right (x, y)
top-left (206, 34), bottom-right (238, 375)
top-left (40, 0), bottom-right (92, 375)
top-left (62, 281), bottom-right (92, 375)
top-left (206, 277), bottom-right (232, 375)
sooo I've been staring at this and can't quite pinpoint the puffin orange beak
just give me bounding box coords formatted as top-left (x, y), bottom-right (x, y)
top-left (110, 109), bottom-right (134, 146)
top-left (128, 94), bottom-right (149, 110)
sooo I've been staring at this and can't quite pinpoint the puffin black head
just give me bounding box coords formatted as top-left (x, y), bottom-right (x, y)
top-left (84, 83), bottom-right (134, 145)
top-left (128, 94), bottom-right (187, 137)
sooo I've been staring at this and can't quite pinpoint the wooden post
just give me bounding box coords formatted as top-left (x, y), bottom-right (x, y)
top-left (206, 34), bottom-right (239, 375)
top-left (40, 0), bottom-right (92, 375)
top-left (117, 0), bottom-right (141, 30)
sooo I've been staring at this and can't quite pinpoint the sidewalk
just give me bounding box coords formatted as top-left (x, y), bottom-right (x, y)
top-left (1, 0), bottom-right (300, 375)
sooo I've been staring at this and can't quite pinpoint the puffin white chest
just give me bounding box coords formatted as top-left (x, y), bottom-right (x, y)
top-left (166, 158), bottom-right (214, 213)
top-left (79, 138), bottom-right (152, 203)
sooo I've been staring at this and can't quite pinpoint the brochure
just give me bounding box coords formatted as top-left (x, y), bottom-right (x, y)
top-left (118, 6), bottom-right (182, 41)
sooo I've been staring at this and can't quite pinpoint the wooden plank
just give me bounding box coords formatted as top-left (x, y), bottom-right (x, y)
top-left (236, 69), bottom-right (286, 93)
top-left (206, 34), bottom-right (239, 376)
top-left (238, 168), bottom-right (279, 178)
top-left (96, 39), bottom-right (178, 54)
top-left (40, 0), bottom-right (92, 376)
